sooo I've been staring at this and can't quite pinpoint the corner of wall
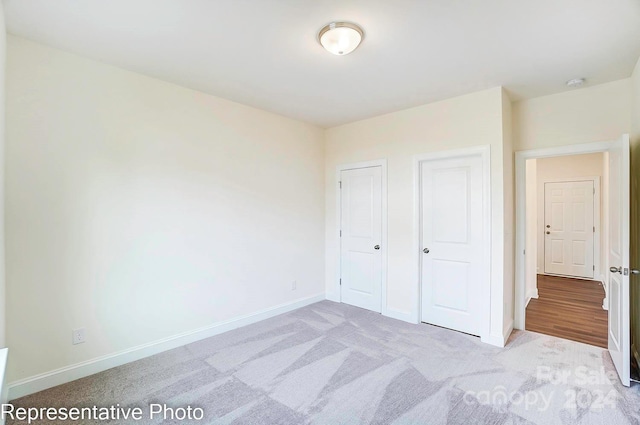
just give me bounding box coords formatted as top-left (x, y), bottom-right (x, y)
top-left (0, 0), bottom-right (6, 351)
top-left (501, 87), bottom-right (516, 335)
top-left (0, 3), bottom-right (8, 417)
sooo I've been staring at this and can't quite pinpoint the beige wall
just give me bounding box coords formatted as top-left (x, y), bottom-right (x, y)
top-left (324, 86), bottom-right (510, 344)
top-left (630, 57), bottom-right (640, 366)
top-left (6, 31), bottom-right (637, 391)
top-left (6, 36), bottom-right (326, 383)
top-left (0, 3), bottom-right (6, 349)
top-left (513, 79), bottom-right (631, 151)
top-left (534, 153), bottom-right (606, 279)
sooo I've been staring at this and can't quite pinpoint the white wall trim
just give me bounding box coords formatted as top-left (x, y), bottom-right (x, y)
top-left (515, 140), bottom-right (614, 330)
top-left (482, 320), bottom-right (514, 347)
top-left (383, 308), bottom-right (414, 323)
top-left (525, 288), bottom-right (539, 307)
top-left (601, 272), bottom-right (608, 310)
top-left (0, 348), bottom-right (8, 425)
top-left (504, 320), bottom-right (515, 345)
top-left (413, 145), bottom-right (492, 342)
top-left (335, 159), bottom-right (388, 315)
top-left (325, 292), bottom-right (340, 303)
top-left (7, 294), bottom-right (325, 401)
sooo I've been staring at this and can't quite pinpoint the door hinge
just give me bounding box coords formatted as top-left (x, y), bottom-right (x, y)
top-left (523, 249), bottom-right (526, 255)
top-left (593, 265), bottom-right (595, 271)
top-left (339, 230), bottom-right (342, 237)
top-left (339, 278), bottom-right (342, 286)
top-left (593, 188), bottom-right (595, 194)
top-left (339, 181), bottom-right (342, 189)
top-left (593, 226), bottom-right (595, 233)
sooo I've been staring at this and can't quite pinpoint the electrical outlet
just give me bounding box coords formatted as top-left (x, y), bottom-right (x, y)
top-left (72, 328), bottom-right (86, 345)
top-left (291, 280), bottom-right (297, 291)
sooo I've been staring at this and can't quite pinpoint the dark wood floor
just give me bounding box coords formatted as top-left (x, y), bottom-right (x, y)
top-left (525, 274), bottom-right (608, 348)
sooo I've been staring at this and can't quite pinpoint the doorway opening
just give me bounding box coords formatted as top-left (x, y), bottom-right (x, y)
top-left (523, 153), bottom-right (608, 347)
top-left (515, 136), bottom-right (631, 387)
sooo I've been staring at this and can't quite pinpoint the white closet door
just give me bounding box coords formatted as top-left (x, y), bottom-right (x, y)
top-left (340, 166), bottom-right (382, 313)
top-left (420, 154), bottom-right (484, 336)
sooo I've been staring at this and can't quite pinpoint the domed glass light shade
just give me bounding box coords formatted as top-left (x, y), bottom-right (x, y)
top-left (318, 22), bottom-right (364, 55)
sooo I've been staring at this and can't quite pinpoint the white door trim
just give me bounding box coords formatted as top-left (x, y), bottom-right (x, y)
top-left (541, 176), bottom-right (601, 281)
top-left (515, 140), bottom-right (614, 330)
top-left (413, 145), bottom-right (491, 340)
top-left (335, 159), bottom-right (388, 315)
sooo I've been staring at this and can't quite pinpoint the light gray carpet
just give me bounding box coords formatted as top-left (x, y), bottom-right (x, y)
top-left (8, 301), bottom-right (640, 424)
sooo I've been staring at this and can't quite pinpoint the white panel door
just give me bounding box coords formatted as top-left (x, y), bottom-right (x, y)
top-left (340, 166), bottom-right (382, 313)
top-left (543, 181), bottom-right (595, 278)
top-left (608, 135), bottom-right (630, 387)
top-left (420, 155), bottom-right (484, 336)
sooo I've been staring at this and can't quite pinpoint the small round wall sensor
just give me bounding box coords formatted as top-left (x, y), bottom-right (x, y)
top-left (566, 78), bottom-right (585, 88)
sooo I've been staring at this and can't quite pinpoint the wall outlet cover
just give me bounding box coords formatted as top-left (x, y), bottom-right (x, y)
top-left (72, 328), bottom-right (86, 345)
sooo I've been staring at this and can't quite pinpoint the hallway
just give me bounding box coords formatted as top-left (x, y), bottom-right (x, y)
top-left (525, 274), bottom-right (608, 348)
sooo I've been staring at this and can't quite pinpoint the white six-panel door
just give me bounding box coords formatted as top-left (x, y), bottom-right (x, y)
top-left (608, 135), bottom-right (630, 387)
top-left (420, 154), bottom-right (484, 336)
top-left (543, 180), bottom-right (595, 278)
top-left (340, 166), bottom-right (383, 313)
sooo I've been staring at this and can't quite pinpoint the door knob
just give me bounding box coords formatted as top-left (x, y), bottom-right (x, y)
top-left (546, 225), bottom-right (550, 228)
top-left (546, 231), bottom-right (550, 234)
top-left (610, 266), bottom-right (622, 274)
top-left (374, 245), bottom-right (380, 250)
top-left (631, 269), bottom-right (640, 275)
top-left (423, 248), bottom-right (430, 254)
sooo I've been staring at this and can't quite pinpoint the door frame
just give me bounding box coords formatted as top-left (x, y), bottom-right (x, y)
top-left (335, 159), bottom-right (388, 315)
top-left (541, 176), bottom-right (601, 281)
top-left (414, 145), bottom-right (492, 340)
top-left (515, 140), bottom-right (614, 330)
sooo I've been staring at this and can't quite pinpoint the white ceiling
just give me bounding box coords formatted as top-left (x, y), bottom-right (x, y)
top-left (5, 0), bottom-right (640, 127)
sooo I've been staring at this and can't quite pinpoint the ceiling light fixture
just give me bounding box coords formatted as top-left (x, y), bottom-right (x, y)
top-left (318, 22), bottom-right (364, 56)
top-left (566, 78), bottom-right (585, 88)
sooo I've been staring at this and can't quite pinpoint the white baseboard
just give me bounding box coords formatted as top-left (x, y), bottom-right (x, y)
top-left (325, 291), bottom-right (340, 303)
top-left (525, 289), bottom-right (539, 307)
top-left (7, 293), bottom-right (326, 401)
top-left (383, 308), bottom-right (415, 324)
top-left (503, 320), bottom-right (514, 344)
top-left (482, 320), bottom-right (514, 348)
top-left (0, 348), bottom-right (8, 425)
top-left (600, 274), bottom-right (608, 310)
top-left (541, 272), bottom-right (603, 284)
top-left (482, 333), bottom-right (506, 347)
